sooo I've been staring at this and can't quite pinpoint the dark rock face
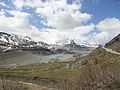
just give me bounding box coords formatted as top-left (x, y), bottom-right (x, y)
top-left (105, 34), bottom-right (120, 47)
top-left (105, 34), bottom-right (120, 52)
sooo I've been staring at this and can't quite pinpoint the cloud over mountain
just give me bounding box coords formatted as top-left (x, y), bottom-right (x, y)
top-left (95, 18), bottom-right (120, 44)
top-left (0, 0), bottom-right (119, 44)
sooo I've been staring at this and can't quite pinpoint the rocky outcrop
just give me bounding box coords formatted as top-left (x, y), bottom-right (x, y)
top-left (105, 34), bottom-right (120, 52)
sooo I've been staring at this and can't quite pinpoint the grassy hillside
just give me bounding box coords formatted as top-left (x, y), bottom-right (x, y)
top-left (89, 47), bottom-right (120, 64)
top-left (0, 47), bottom-right (120, 90)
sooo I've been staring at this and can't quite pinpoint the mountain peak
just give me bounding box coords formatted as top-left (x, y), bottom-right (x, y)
top-left (70, 40), bottom-right (76, 45)
top-left (0, 32), bottom-right (97, 53)
top-left (55, 38), bottom-right (98, 48)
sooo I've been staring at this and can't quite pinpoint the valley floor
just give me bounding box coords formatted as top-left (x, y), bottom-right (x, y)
top-left (0, 47), bottom-right (120, 90)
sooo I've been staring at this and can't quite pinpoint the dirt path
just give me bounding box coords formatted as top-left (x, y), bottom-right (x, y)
top-left (102, 47), bottom-right (120, 55)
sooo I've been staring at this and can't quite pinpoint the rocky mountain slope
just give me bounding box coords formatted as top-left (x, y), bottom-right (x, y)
top-left (0, 32), bottom-right (51, 53)
top-left (0, 32), bottom-right (97, 53)
top-left (105, 33), bottom-right (120, 53)
top-left (0, 32), bottom-right (35, 46)
top-left (51, 39), bottom-right (97, 51)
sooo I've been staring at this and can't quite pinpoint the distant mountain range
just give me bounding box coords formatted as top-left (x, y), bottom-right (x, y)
top-left (0, 32), bottom-right (98, 53)
top-left (0, 32), bottom-right (50, 53)
top-left (51, 39), bottom-right (97, 51)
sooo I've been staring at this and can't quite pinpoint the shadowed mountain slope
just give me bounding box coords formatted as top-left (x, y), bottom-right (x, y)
top-left (105, 34), bottom-right (120, 53)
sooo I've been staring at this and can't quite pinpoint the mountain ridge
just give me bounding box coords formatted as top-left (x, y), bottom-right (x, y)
top-left (0, 32), bottom-right (97, 53)
top-left (105, 33), bottom-right (120, 53)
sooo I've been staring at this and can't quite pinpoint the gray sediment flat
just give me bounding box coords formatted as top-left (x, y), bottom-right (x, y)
top-left (0, 50), bottom-right (90, 66)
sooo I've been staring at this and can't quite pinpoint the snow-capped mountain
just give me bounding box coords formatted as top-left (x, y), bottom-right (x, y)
top-left (0, 32), bottom-right (34, 45)
top-left (0, 32), bottom-right (50, 52)
top-left (0, 32), bottom-right (98, 53)
top-left (51, 39), bottom-right (98, 51)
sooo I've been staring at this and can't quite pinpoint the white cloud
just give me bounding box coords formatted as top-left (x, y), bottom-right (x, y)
top-left (0, 10), bottom-right (30, 35)
top-left (94, 18), bottom-right (120, 45)
top-left (0, 10), bottom-right (44, 42)
top-left (97, 18), bottom-right (120, 32)
top-left (37, 23), bottom-right (95, 44)
top-left (0, 9), bottom-right (5, 15)
top-left (35, 0), bottom-right (91, 30)
top-left (1, 0), bottom-right (119, 45)
top-left (93, 31), bottom-right (110, 45)
top-left (0, 0), bottom-right (93, 44)
top-left (46, 11), bottom-right (91, 30)
top-left (0, 2), bottom-right (6, 6)
top-left (73, 23), bottom-right (95, 35)
top-left (13, 0), bottom-right (44, 9)
top-left (0, 10), bottom-right (65, 43)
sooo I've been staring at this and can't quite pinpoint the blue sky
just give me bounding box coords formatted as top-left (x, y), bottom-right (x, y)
top-left (81, 0), bottom-right (120, 24)
top-left (0, 0), bottom-right (120, 44)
